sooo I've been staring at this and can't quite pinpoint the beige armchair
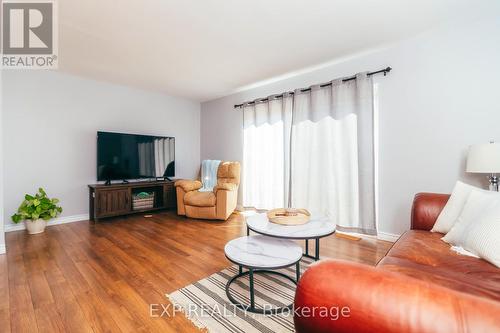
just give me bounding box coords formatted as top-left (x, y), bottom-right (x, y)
top-left (174, 161), bottom-right (240, 220)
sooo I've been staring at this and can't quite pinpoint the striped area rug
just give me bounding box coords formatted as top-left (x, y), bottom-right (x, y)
top-left (166, 257), bottom-right (315, 333)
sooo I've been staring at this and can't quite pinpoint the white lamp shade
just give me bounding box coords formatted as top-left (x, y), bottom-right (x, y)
top-left (466, 143), bottom-right (500, 173)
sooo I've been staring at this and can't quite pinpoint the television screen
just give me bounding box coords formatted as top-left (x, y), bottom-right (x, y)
top-left (97, 131), bottom-right (175, 181)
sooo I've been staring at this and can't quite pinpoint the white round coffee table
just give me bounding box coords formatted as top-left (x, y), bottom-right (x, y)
top-left (224, 235), bottom-right (302, 314)
top-left (246, 213), bottom-right (336, 260)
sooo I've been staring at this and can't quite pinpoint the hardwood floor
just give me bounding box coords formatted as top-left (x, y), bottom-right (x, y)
top-left (0, 211), bottom-right (392, 333)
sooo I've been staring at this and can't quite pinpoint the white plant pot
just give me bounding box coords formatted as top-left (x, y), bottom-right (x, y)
top-left (25, 219), bottom-right (47, 234)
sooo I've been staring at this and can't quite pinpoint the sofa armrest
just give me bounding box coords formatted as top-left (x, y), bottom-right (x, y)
top-left (411, 192), bottom-right (450, 231)
top-left (294, 259), bottom-right (500, 333)
top-left (174, 179), bottom-right (202, 192)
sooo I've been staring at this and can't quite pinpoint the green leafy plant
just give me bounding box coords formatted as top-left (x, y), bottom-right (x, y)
top-left (11, 188), bottom-right (62, 223)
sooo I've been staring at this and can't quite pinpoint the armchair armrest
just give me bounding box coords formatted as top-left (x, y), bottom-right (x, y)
top-left (294, 259), bottom-right (500, 333)
top-left (174, 179), bottom-right (202, 192)
top-left (213, 183), bottom-right (238, 193)
top-left (411, 192), bottom-right (450, 231)
top-left (215, 184), bottom-right (238, 220)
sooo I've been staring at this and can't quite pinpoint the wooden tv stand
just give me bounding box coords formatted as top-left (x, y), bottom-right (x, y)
top-left (88, 180), bottom-right (176, 222)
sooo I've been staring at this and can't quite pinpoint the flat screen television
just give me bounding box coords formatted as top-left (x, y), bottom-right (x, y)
top-left (97, 131), bottom-right (175, 183)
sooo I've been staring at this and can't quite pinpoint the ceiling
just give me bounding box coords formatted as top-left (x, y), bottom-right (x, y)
top-left (58, 0), bottom-right (498, 101)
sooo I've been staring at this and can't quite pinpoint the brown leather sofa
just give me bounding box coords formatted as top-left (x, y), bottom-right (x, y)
top-left (294, 193), bottom-right (500, 333)
top-left (174, 161), bottom-right (240, 220)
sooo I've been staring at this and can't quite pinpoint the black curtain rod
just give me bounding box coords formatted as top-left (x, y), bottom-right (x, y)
top-left (234, 66), bottom-right (391, 108)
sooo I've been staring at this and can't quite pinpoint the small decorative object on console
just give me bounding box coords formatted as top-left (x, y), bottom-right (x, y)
top-left (267, 208), bottom-right (310, 225)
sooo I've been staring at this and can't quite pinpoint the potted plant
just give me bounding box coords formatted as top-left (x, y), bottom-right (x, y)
top-left (11, 188), bottom-right (62, 234)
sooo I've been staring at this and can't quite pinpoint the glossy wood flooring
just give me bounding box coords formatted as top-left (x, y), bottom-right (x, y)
top-left (0, 211), bottom-right (393, 333)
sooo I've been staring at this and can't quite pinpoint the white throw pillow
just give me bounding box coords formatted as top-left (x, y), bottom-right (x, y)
top-left (443, 192), bottom-right (500, 267)
top-left (431, 181), bottom-right (487, 233)
top-left (442, 189), bottom-right (500, 244)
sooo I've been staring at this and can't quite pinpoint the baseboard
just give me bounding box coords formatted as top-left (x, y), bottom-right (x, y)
top-left (4, 213), bottom-right (89, 232)
top-left (330, 230), bottom-right (399, 243)
top-left (0, 244), bottom-right (5, 254)
top-left (377, 232), bottom-right (401, 242)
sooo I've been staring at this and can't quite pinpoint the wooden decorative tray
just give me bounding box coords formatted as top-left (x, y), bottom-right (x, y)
top-left (267, 208), bottom-right (311, 225)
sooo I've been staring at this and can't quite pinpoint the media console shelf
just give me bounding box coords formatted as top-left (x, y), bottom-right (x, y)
top-left (88, 180), bottom-right (176, 222)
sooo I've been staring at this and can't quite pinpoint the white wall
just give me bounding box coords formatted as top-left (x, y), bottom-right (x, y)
top-left (201, 17), bottom-right (500, 237)
top-left (2, 71), bottom-right (200, 231)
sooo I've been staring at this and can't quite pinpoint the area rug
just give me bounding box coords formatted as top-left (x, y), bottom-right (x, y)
top-left (166, 257), bottom-right (315, 333)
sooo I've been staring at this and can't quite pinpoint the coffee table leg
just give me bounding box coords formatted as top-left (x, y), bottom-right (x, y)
top-left (226, 269), bottom-right (297, 314)
top-left (305, 239), bottom-right (309, 256)
top-left (247, 226), bottom-right (249, 236)
top-left (239, 265), bottom-right (243, 274)
top-left (249, 268), bottom-right (255, 309)
top-left (315, 238), bottom-right (320, 260)
top-left (296, 262), bottom-right (300, 282)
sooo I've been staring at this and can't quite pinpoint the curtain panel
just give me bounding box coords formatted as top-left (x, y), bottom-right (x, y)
top-left (291, 73), bottom-right (375, 235)
top-left (241, 72), bottom-right (376, 235)
top-left (242, 94), bottom-right (293, 209)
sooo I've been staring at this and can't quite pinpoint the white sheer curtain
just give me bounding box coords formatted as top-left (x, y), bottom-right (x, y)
top-left (291, 73), bottom-right (376, 234)
top-left (290, 115), bottom-right (360, 226)
top-left (240, 72), bottom-right (376, 235)
top-left (242, 94), bottom-right (292, 209)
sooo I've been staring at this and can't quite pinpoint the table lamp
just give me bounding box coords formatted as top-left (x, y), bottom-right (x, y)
top-left (466, 142), bottom-right (500, 191)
